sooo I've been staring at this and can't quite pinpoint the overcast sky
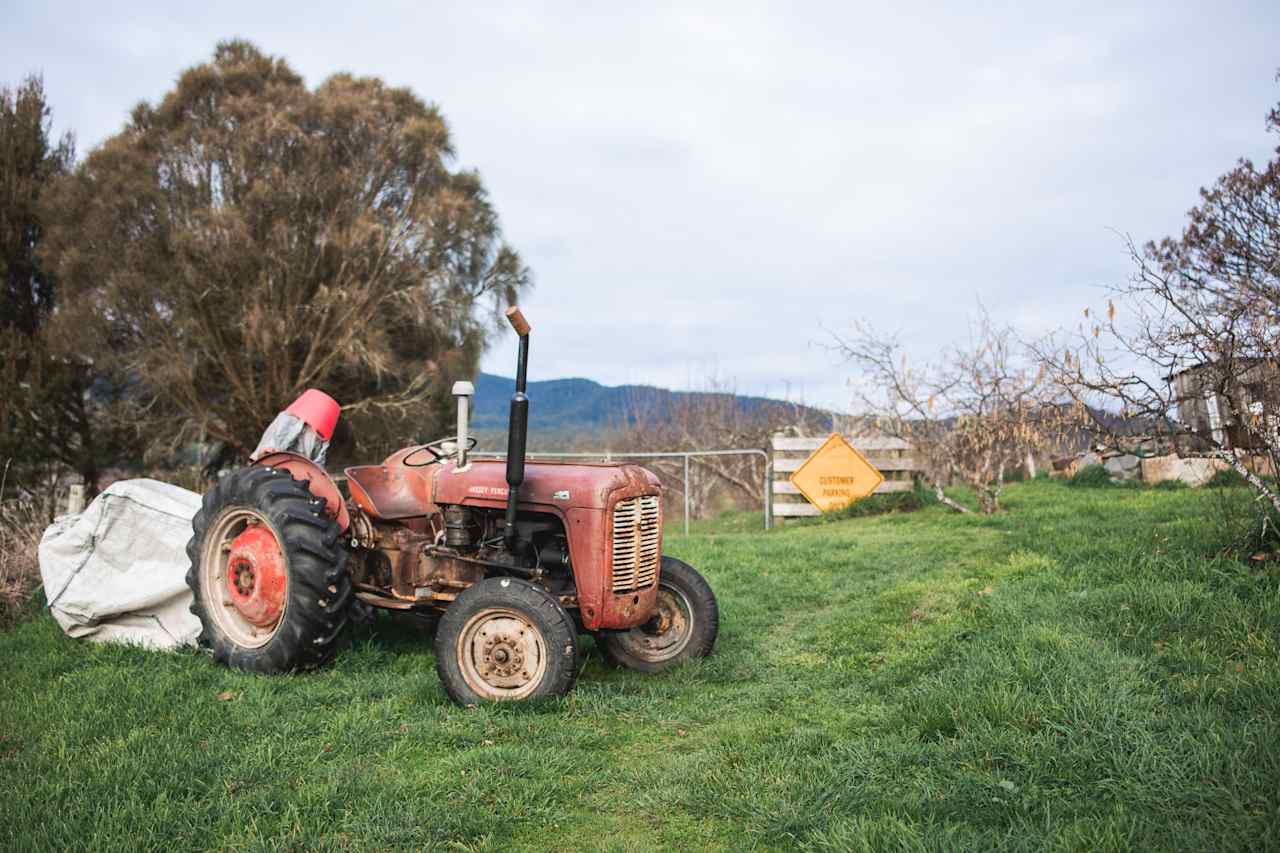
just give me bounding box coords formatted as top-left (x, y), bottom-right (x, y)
top-left (5, 1), bottom-right (1279, 409)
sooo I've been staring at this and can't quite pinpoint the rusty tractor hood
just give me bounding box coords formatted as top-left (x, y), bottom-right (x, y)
top-left (430, 458), bottom-right (660, 511)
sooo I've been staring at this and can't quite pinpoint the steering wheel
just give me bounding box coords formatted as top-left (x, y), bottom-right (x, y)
top-left (403, 436), bottom-right (479, 467)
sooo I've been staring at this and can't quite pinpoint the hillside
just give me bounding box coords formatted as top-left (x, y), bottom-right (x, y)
top-left (471, 372), bottom-right (832, 436)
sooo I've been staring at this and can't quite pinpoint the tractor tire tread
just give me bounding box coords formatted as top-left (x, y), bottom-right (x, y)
top-left (186, 466), bottom-right (352, 674)
top-left (599, 556), bottom-right (719, 673)
top-left (434, 577), bottom-right (579, 705)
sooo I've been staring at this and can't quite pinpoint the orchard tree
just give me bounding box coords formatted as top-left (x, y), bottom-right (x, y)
top-left (1043, 80), bottom-right (1280, 517)
top-left (617, 379), bottom-right (825, 518)
top-left (836, 310), bottom-right (1077, 514)
top-left (40, 40), bottom-right (530, 459)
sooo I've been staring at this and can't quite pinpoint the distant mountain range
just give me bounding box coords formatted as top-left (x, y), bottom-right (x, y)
top-left (471, 372), bottom-right (832, 436)
top-left (467, 373), bottom-right (1137, 455)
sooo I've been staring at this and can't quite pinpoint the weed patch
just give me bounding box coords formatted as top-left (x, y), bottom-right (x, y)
top-left (1205, 467), bottom-right (1248, 489)
top-left (0, 500), bottom-right (46, 627)
top-left (1067, 463), bottom-right (1113, 488)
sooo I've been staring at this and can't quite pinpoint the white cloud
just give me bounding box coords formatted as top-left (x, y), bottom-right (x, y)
top-left (5, 0), bottom-right (1278, 411)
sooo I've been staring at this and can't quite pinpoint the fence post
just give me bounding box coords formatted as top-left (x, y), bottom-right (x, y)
top-left (682, 454), bottom-right (690, 536)
top-left (764, 453), bottom-right (773, 530)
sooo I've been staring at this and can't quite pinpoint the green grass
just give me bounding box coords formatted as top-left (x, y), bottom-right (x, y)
top-left (1205, 467), bottom-right (1249, 489)
top-left (2, 480), bottom-right (1279, 850)
top-left (1067, 463), bottom-right (1114, 488)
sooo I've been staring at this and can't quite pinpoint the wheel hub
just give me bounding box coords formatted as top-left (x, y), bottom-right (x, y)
top-left (232, 562), bottom-right (256, 596)
top-left (460, 610), bottom-right (546, 698)
top-left (644, 597), bottom-right (678, 635)
top-left (614, 585), bottom-right (694, 661)
top-left (224, 523), bottom-right (287, 628)
top-left (481, 632), bottom-right (527, 679)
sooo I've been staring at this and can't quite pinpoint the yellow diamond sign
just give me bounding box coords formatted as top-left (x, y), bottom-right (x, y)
top-left (789, 433), bottom-right (884, 511)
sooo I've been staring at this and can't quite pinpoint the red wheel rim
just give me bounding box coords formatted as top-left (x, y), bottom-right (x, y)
top-left (224, 523), bottom-right (287, 629)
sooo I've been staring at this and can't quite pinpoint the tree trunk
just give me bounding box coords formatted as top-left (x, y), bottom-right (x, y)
top-left (933, 482), bottom-right (971, 514)
top-left (1217, 449), bottom-right (1280, 515)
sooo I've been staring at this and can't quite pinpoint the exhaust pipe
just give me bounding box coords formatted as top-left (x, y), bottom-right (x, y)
top-left (503, 306), bottom-right (531, 552)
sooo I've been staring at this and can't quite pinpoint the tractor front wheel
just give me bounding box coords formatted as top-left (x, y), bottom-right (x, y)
top-left (599, 556), bottom-right (718, 673)
top-left (435, 577), bottom-right (579, 704)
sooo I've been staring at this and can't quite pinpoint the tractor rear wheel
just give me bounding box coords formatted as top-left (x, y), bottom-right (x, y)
top-left (186, 466), bottom-right (352, 673)
top-left (434, 577), bottom-right (579, 704)
top-left (599, 556), bottom-right (718, 673)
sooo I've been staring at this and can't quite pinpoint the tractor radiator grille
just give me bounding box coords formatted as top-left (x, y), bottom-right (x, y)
top-left (611, 495), bottom-right (661, 593)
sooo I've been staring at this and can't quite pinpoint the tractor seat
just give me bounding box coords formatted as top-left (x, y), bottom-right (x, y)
top-left (344, 465), bottom-right (432, 520)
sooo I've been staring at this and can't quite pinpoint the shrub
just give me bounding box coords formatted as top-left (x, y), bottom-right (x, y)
top-left (1067, 463), bottom-right (1113, 488)
top-left (0, 500), bottom-right (46, 627)
top-left (1205, 467), bottom-right (1248, 489)
top-left (822, 478), bottom-right (934, 521)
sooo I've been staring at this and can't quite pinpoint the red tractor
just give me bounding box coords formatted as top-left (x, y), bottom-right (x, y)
top-left (185, 307), bottom-right (719, 703)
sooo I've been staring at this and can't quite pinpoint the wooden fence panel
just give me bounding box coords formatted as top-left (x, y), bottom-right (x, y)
top-left (770, 432), bottom-right (917, 522)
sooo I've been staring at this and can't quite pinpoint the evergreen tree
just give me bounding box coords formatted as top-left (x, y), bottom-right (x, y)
top-left (40, 41), bottom-right (530, 458)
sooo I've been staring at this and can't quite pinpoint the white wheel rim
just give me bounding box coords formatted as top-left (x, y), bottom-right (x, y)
top-left (457, 607), bottom-right (548, 700)
top-left (200, 507), bottom-right (287, 649)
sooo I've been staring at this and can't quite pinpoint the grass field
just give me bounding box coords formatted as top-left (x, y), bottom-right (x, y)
top-left (2, 480), bottom-right (1278, 850)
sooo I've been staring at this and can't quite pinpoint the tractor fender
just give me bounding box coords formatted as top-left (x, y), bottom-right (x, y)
top-left (254, 451), bottom-right (351, 531)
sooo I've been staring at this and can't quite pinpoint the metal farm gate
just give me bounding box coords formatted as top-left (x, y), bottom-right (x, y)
top-left (476, 449), bottom-right (772, 534)
top-left (479, 433), bottom-right (919, 533)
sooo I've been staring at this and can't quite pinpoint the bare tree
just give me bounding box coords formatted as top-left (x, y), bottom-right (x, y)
top-left (1039, 84), bottom-right (1280, 517)
top-left (616, 380), bottom-right (823, 518)
top-left (834, 310), bottom-right (1076, 514)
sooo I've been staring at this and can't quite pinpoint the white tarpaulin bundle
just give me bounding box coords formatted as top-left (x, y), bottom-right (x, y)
top-left (39, 479), bottom-right (202, 650)
top-left (37, 389), bottom-right (338, 650)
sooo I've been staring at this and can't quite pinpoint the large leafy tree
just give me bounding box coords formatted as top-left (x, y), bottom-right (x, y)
top-left (41, 40), bottom-right (529, 458)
